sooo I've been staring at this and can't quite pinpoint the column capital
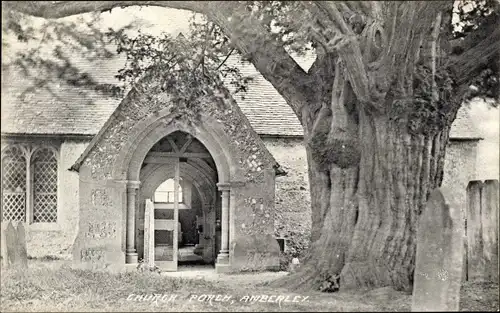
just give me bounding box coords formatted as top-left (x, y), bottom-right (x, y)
top-left (127, 180), bottom-right (141, 189)
top-left (217, 182), bottom-right (230, 191)
top-left (217, 181), bottom-right (245, 191)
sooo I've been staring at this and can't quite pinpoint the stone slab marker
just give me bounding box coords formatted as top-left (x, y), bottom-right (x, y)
top-left (143, 199), bottom-right (155, 267)
top-left (466, 181), bottom-right (484, 281)
top-left (1, 222), bottom-right (10, 267)
top-left (481, 180), bottom-right (499, 283)
top-left (16, 222), bottom-right (28, 268)
top-left (0, 222), bottom-right (9, 267)
top-left (412, 187), bottom-right (464, 312)
top-left (3, 221), bottom-right (18, 267)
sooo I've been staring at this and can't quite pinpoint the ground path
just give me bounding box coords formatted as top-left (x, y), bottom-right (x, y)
top-left (162, 264), bottom-right (288, 287)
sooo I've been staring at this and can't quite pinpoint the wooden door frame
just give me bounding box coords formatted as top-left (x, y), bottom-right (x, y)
top-left (152, 157), bottom-right (180, 271)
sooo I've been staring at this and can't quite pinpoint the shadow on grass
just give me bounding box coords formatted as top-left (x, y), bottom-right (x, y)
top-left (27, 255), bottom-right (62, 261)
top-left (0, 265), bottom-right (497, 312)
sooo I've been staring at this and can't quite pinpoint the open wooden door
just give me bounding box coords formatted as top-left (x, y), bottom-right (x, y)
top-left (144, 158), bottom-right (181, 271)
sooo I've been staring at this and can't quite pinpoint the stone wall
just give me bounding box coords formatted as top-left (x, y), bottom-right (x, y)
top-left (442, 140), bottom-right (479, 221)
top-left (263, 136), bottom-right (480, 261)
top-left (26, 140), bottom-right (88, 259)
top-left (468, 103), bottom-right (499, 180)
top-left (229, 168), bottom-right (279, 271)
top-left (261, 137), bottom-right (311, 257)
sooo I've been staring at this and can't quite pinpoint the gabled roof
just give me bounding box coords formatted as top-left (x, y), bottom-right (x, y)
top-left (1, 68), bottom-right (118, 136)
top-left (1, 51), bottom-right (304, 137)
top-left (449, 106), bottom-right (483, 140)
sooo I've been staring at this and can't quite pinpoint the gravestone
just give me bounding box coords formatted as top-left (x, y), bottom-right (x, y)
top-left (4, 221), bottom-right (18, 266)
top-left (0, 221), bottom-right (27, 268)
top-left (466, 181), bottom-right (484, 280)
top-left (481, 180), bottom-right (499, 283)
top-left (1, 222), bottom-right (8, 267)
top-left (143, 199), bottom-right (155, 267)
top-left (16, 222), bottom-right (28, 268)
top-left (412, 187), bottom-right (464, 312)
top-left (290, 257), bottom-right (300, 272)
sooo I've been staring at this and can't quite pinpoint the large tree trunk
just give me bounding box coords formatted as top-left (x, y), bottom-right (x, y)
top-left (273, 103), bottom-right (453, 292)
top-left (270, 2), bottom-right (465, 292)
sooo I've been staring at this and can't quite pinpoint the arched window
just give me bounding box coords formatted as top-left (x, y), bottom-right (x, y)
top-left (32, 148), bottom-right (58, 223)
top-left (1, 144), bottom-right (58, 223)
top-left (1, 146), bottom-right (27, 222)
top-left (154, 178), bottom-right (183, 203)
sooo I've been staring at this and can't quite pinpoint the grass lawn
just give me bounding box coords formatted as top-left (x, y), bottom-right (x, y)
top-left (0, 261), bottom-right (498, 312)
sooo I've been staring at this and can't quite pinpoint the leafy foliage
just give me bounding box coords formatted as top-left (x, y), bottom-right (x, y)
top-left (452, 0), bottom-right (499, 100)
top-left (106, 17), bottom-right (252, 98)
top-left (3, 0), bottom-right (497, 111)
top-left (408, 65), bottom-right (455, 134)
top-left (242, 1), bottom-right (314, 55)
top-left (453, 0), bottom-right (498, 39)
top-left (2, 10), bottom-right (131, 99)
top-left (2, 4), bottom-right (257, 122)
top-left (101, 15), bottom-right (255, 121)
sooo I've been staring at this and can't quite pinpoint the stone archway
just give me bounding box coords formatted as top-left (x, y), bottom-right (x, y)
top-left (113, 107), bottom-right (234, 182)
top-left (71, 82), bottom-right (281, 272)
top-left (116, 119), bottom-right (236, 271)
top-left (137, 152), bottom-right (218, 264)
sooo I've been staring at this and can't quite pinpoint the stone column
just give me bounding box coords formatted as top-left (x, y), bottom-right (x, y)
top-left (144, 198), bottom-right (155, 267)
top-left (202, 202), bottom-right (214, 263)
top-left (201, 202), bottom-right (212, 246)
top-left (216, 183), bottom-right (230, 270)
top-left (126, 180), bottom-right (140, 264)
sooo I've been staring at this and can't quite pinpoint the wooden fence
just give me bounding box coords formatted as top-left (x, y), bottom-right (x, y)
top-left (464, 179), bottom-right (499, 282)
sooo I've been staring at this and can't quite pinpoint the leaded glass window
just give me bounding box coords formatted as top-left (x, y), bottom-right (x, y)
top-left (1, 146), bottom-right (27, 222)
top-left (33, 148), bottom-right (58, 223)
top-left (1, 144), bottom-right (58, 223)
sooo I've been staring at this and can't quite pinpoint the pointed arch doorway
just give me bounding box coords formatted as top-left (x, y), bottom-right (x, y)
top-left (138, 131), bottom-right (219, 271)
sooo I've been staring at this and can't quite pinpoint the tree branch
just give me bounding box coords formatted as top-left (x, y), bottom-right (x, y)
top-left (216, 48), bottom-right (235, 71)
top-left (315, 1), bottom-right (354, 37)
top-left (448, 24), bottom-right (500, 89)
top-left (311, 2), bottom-right (372, 105)
top-left (205, 1), bottom-right (313, 120)
top-left (2, 1), bottom-right (207, 18)
top-left (4, 0), bottom-right (314, 121)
